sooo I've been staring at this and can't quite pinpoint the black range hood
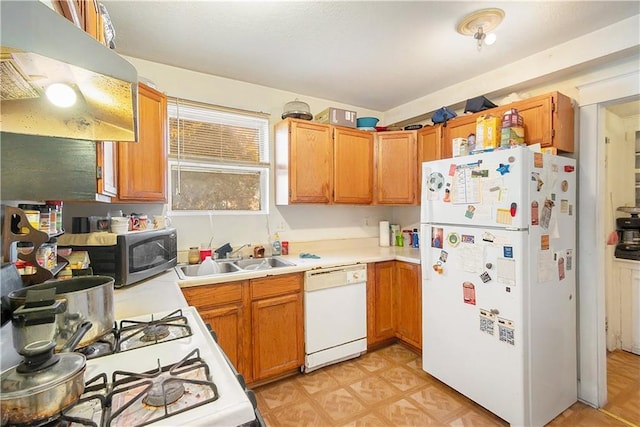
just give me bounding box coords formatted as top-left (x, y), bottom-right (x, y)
top-left (0, 1), bottom-right (138, 142)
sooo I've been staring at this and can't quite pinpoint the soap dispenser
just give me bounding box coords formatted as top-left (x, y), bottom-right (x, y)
top-left (272, 233), bottom-right (282, 256)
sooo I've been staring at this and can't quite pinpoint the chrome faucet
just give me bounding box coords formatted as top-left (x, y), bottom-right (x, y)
top-left (226, 244), bottom-right (250, 260)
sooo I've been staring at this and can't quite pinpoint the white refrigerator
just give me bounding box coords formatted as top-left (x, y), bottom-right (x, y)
top-left (420, 146), bottom-right (577, 426)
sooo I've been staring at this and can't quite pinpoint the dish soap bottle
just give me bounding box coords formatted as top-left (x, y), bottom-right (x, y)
top-left (272, 233), bottom-right (282, 256)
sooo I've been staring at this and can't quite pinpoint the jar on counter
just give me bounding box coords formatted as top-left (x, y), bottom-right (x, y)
top-left (38, 205), bottom-right (51, 234)
top-left (188, 247), bottom-right (200, 265)
top-left (18, 203), bottom-right (42, 234)
top-left (16, 241), bottom-right (34, 256)
top-left (46, 200), bottom-right (63, 233)
top-left (36, 237), bottom-right (57, 271)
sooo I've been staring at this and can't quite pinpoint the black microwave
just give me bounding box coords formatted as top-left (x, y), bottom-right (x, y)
top-left (67, 228), bottom-right (177, 287)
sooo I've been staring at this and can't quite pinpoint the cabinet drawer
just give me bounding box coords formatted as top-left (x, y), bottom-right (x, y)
top-left (250, 273), bottom-right (302, 300)
top-left (182, 281), bottom-right (244, 309)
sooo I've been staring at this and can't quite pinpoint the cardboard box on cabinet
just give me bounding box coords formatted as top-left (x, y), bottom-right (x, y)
top-left (315, 107), bottom-right (357, 128)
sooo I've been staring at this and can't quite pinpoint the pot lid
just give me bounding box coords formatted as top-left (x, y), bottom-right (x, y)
top-left (0, 341), bottom-right (85, 399)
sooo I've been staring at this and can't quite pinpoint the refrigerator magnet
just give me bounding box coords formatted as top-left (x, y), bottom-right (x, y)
top-left (558, 256), bottom-right (566, 280)
top-left (531, 172), bottom-right (544, 191)
top-left (463, 282), bottom-right (476, 305)
top-left (534, 152), bottom-right (543, 168)
top-left (439, 250), bottom-right (448, 263)
top-left (447, 232), bottom-right (460, 247)
top-left (566, 249), bottom-right (573, 270)
top-left (428, 172), bottom-right (445, 192)
top-left (461, 234), bottom-right (475, 244)
top-left (482, 232), bottom-right (495, 242)
top-left (480, 271), bottom-right (492, 283)
top-left (496, 163), bottom-right (510, 175)
top-left (498, 317), bottom-right (515, 346)
top-left (479, 308), bottom-right (495, 335)
top-left (541, 235), bottom-right (550, 250)
top-left (431, 227), bottom-right (444, 248)
top-left (531, 201), bottom-right (539, 225)
top-left (560, 199), bottom-right (569, 213)
top-left (432, 262), bottom-right (444, 274)
top-left (503, 246), bottom-right (513, 258)
top-left (561, 180), bottom-right (569, 192)
top-left (465, 205), bottom-right (476, 219)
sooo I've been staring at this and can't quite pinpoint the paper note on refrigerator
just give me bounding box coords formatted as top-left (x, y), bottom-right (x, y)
top-left (457, 244), bottom-right (484, 273)
top-left (537, 250), bottom-right (555, 283)
top-left (452, 168), bottom-right (481, 204)
top-left (497, 258), bottom-right (516, 285)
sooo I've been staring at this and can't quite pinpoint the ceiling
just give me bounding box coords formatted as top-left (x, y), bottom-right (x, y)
top-left (102, 1), bottom-right (640, 112)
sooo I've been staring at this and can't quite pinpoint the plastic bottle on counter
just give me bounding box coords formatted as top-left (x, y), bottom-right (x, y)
top-left (412, 229), bottom-right (420, 248)
top-left (272, 233), bottom-right (282, 256)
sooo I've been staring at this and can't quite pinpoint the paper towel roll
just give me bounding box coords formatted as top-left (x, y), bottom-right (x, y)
top-left (379, 221), bottom-right (390, 247)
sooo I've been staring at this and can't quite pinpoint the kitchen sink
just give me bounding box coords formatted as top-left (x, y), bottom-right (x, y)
top-left (175, 257), bottom-right (295, 279)
top-left (234, 257), bottom-right (295, 271)
top-left (176, 261), bottom-right (242, 279)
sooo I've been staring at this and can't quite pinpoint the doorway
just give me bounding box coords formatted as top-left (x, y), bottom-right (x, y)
top-left (577, 67), bottom-right (640, 411)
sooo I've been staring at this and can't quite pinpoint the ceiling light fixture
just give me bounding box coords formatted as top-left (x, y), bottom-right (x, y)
top-left (45, 82), bottom-right (77, 108)
top-left (457, 8), bottom-right (504, 51)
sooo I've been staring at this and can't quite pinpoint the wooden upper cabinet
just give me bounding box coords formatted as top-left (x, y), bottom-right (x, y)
top-left (116, 83), bottom-right (168, 202)
top-left (53, 0), bottom-right (105, 43)
top-left (333, 127), bottom-right (374, 204)
top-left (417, 125), bottom-right (441, 203)
top-left (510, 91), bottom-right (574, 152)
top-left (96, 141), bottom-right (117, 198)
top-left (275, 119), bottom-right (333, 204)
top-left (442, 115), bottom-right (476, 160)
top-left (374, 131), bottom-right (417, 205)
top-left (439, 91), bottom-right (574, 159)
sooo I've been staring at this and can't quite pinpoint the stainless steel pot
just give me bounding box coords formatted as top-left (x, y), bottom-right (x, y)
top-left (1, 340), bottom-right (85, 425)
top-left (8, 276), bottom-right (115, 352)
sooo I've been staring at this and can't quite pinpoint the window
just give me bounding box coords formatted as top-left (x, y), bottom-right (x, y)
top-left (167, 98), bottom-right (270, 215)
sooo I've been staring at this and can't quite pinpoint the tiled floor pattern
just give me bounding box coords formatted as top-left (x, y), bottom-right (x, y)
top-left (254, 343), bottom-right (640, 427)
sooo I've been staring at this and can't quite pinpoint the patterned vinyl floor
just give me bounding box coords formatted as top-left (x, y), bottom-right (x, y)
top-left (254, 343), bottom-right (639, 427)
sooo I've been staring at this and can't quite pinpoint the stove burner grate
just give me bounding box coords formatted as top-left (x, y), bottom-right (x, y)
top-left (139, 324), bottom-right (170, 342)
top-left (117, 309), bottom-right (192, 352)
top-left (142, 375), bottom-right (185, 406)
top-left (57, 349), bottom-right (219, 427)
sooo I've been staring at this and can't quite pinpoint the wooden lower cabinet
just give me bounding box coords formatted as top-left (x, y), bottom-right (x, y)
top-left (367, 261), bottom-right (422, 351)
top-left (182, 273), bottom-right (303, 386)
top-left (250, 273), bottom-right (304, 383)
top-left (181, 281), bottom-right (252, 381)
top-left (394, 261), bottom-right (422, 350)
top-left (367, 262), bottom-right (396, 348)
top-left (251, 293), bottom-right (303, 381)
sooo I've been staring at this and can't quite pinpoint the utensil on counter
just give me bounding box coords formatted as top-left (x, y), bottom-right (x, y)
top-left (7, 276), bottom-right (115, 352)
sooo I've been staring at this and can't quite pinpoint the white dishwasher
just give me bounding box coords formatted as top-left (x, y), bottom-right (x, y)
top-left (304, 264), bottom-right (367, 372)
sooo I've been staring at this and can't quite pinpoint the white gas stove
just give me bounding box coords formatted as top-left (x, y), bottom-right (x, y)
top-left (2, 307), bottom-right (259, 426)
top-left (74, 307), bottom-right (258, 426)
